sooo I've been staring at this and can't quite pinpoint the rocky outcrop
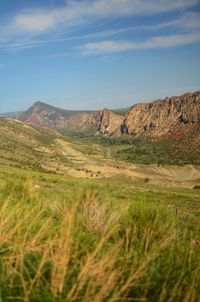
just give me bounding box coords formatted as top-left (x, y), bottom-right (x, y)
top-left (93, 109), bottom-right (123, 135)
top-left (123, 91), bottom-right (200, 138)
top-left (64, 109), bottom-right (123, 135)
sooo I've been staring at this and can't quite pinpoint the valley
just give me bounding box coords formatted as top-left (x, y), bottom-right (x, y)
top-left (1, 117), bottom-right (200, 190)
top-left (0, 91), bottom-right (200, 302)
top-left (1, 1), bottom-right (200, 299)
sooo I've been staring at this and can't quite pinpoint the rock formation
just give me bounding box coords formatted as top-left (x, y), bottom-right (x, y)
top-left (17, 91), bottom-right (200, 140)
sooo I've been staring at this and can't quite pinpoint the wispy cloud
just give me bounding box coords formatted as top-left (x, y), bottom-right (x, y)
top-left (1, 11), bottom-right (200, 52)
top-left (81, 33), bottom-right (200, 55)
top-left (0, 0), bottom-right (199, 51)
top-left (2, 0), bottom-right (198, 34)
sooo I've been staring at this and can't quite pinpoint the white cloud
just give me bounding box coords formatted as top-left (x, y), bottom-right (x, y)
top-left (82, 33), bottom-right (200, 55)
top-left (1, 0), bottom-right (198, 35)
top-left (0, 0), bottom-right (199, 51)
top-left (14, 13), bottom-right (56, 33)
top-left (2, 11), bottom-right (200, 52)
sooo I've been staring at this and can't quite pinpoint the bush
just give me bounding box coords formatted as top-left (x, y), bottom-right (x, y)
top-left (193, 185), bottom-right (200, 189)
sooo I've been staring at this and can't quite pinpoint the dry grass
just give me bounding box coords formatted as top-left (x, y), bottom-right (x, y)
top-left (0, 178), bottom-right (199, 302)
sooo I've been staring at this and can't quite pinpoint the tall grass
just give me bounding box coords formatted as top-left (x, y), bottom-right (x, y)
top-left (0, 179), bottom-right (199, 301)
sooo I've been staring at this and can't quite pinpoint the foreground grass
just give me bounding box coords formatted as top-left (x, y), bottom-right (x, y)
top-left (0, 166), bottom-right (200, 301)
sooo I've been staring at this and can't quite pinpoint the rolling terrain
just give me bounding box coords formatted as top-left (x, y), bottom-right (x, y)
top-left (15, 91), bottom-right (200, 164)
top-left (1, 117), bottom-right (200, 189)
top-left (0, 91), bottom-right (200, 302)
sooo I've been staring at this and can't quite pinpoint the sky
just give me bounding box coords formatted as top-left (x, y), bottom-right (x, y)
top-left (0, 0), bottom-right (200, 112)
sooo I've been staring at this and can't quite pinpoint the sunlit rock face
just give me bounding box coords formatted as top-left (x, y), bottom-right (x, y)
top-left (18, 91), bottom-right (200, 140)
top-left (123, 91), bottom-right (200, 138)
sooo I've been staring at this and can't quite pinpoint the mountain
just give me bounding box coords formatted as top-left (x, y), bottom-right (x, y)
top-left (18, 92), bottom-right (200, 140)
top-left (18, 101), bottom-right (94, 129)
top-left (18, 101), bottom-right (124, 135)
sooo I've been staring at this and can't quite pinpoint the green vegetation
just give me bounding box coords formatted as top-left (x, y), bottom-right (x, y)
top-left (62, 132), bottom-right (200, 165)
top-left (2, 118), bottom-right (199, 171)
top-left (0, 165), bottom-right (200, 301)
top-left (193, 185), bottom-right (200, 190)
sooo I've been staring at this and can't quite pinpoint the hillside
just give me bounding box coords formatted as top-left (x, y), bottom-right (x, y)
top-left (18, 92), bottom-right (200, 139)
top-left (18, 101), bottom-right (94, 129)
top-left (0, 117), bottom-right (57, 171)
top-left (1, 117), bottom-right (200, 187)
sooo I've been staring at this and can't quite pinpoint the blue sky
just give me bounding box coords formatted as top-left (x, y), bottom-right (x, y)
top-left (0, 0), bottom-right (200, 112)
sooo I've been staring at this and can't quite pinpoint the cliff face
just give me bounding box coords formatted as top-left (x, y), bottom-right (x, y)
top-left (122, 92), bottom-right (200, 137)
top-left (18, 91), bottom-right (200, 140)
top-left (98, 109), bottom-right (124, 135)
top-left (65, 109), bottom-right (123, 135)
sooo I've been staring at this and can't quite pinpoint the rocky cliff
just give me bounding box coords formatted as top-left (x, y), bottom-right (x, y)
top-left (122, 91), bottom-right (200, 138)
top-left (68, 109), bottom-right (123, 135)
top-left (18, 91), bottom-right (200, 140)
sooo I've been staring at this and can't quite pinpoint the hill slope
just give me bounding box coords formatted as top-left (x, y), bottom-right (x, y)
top-left (18, 101), bottom-right (94, 129)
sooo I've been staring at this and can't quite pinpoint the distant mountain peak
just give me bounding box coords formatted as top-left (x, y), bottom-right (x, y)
top-left (33, 101), bottom-right (47, 106)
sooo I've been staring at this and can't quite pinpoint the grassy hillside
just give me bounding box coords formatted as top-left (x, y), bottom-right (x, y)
top-left (0, 118), bottom-right (57, 171)
top-left (0, 165), bottom-right (200, 301)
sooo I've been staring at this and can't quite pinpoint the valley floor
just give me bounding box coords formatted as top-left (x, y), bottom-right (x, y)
top-left (1, 118), bottom-right (200, 189)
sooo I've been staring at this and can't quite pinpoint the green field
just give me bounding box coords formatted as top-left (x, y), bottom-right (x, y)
top-left (0, 164), bottom-right (200, 301)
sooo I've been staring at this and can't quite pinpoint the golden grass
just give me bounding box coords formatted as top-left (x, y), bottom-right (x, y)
top-left (0, 178), bottom-right (199, 302)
